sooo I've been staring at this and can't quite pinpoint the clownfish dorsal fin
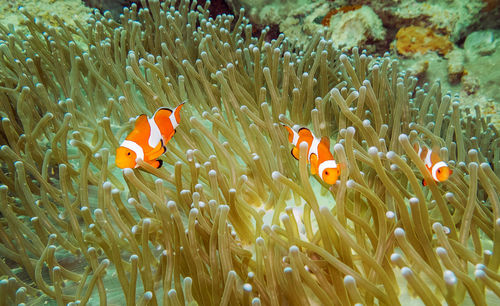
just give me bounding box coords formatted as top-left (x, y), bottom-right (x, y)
top-left (420, 145), bottom-right (429, 158)
top-left (173, 102), bottom-right (184, 123)
top-left (283, 125), bottom-right (295, 143)
top-left (134, 114), bottom-right (150, 130)
top-left (320, 136), bottom-right (330, 149)
top-left (298, 127), bottom-right (312, 138)
top-left (153, 107), bottom-right (173, 119)
top-left (429, 146), bottom-right (441, 164)
top-left (413, 142), bottom-right (420, 153)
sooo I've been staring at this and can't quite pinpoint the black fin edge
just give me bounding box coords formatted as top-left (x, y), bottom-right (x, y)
top-left (156, 159), bottom-right (163, 169)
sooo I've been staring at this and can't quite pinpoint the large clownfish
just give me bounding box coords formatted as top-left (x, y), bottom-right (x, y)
top-left (283, 125), bottom-right (340, 185)
top-left (116, 103), bottom-right (184, 169)
top-left (413, 142), bottom-right (452, 185)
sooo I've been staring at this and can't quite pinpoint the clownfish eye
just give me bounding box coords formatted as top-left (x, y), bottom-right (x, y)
top-left (325, 170), bottom-right (329, 175)
top-left (127, 152), bottom-right (131, 156)
top-left (437, 169), bottom-right (441, 173)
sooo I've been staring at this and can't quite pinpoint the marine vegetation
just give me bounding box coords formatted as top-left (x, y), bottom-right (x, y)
top-left (0, 0), bottom-right (499, 304)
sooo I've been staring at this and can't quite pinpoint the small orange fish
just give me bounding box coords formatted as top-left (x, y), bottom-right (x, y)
top-left (413, 142), bottom-right (452, 185)
top-left (116, 103), bottom-right (184, 169)
top-left (283, 125), bottom-right (340, 184)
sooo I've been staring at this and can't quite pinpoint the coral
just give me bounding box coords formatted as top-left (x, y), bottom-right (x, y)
top-left (446, 48), bottom-right (465, 84)
top-left (0, 0), bottom-right (91, 30)
top-left (321, 5), bottom-right (362, 27)
top-left (374, 0), bottom-right (487, 43)
top-left (0, 0), bottom-right (500, 305)
top-left (459, 29), bottom-right (500, 121)
top-left (326, 5), bottom-right (386, 50)
top-left (396, 25), bottom-right (454, 56)
top-left (464, 30), bottom-right (497, 59)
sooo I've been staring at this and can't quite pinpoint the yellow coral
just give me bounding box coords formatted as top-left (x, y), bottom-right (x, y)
top-left (396, 26), bottom-right (454, 56)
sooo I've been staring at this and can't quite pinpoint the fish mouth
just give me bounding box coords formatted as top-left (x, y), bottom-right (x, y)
top-left (115, 160), bottom-right (129, 169)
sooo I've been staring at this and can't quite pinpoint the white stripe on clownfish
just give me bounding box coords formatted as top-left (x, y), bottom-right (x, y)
top-left (291, 128), bottom-right (299, 145)
top-left (308, 136), bottom-right (320, 160)
top-left (431, 161), bottom-right (448, 182)
top-left (120, 140), bottom-right (144, 167)
top-left (318, 160), bottom-right (338, 179)
top-left (416, 143), bottom-right (434, 168)
top-left (170, 111), bottom-right (179, 129)
top-left (147, 117), bottom-right (162, 148)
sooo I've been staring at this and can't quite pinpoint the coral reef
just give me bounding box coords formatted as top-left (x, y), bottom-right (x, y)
top-left (224, 0), bottom-right (500, 127)
top-left (0, 0), bottom-right (91, 30)
top-left (327, 6), bottom-right (386, 50)
top-left (395, 26), bottom-right (453, 56)
top-left (370, 0), bottom-right (492, 43)
top-left (321, 5), bottom-right (362, 27)
top-left (1, 0), bottom-right (500, 305)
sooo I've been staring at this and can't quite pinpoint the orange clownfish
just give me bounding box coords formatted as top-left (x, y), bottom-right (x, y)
top-left (283, 125), bottom-right (340, 185)
top-left (413, 142), bottom-right (452, 185)
top-left (116, 103), bottom-right (184, 169)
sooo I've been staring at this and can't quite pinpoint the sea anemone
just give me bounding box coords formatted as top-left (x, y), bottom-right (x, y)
top-left (0, 0), bottom-right (499, 304)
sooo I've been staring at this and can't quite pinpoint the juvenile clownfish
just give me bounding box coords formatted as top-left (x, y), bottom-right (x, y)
top-left (413, 142), bottom-right (452, 186)
top-left (116, 103), bottom-right (184, 169)
top-left (283, 125), bottom-right (340, 185)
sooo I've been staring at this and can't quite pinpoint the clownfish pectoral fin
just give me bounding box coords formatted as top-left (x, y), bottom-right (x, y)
top-left (320, 136), bottom-right (330, 149)
top-left (310, 154), bottom-right (318, 175)
top-left (145, 141), bottom-right (166, 160)
top-left (147, 159), bottom-right (163, 169)
top-left (291, 147), bottom-right (299, 160)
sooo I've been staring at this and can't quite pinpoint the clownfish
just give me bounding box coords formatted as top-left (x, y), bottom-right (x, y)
top-left (283, 125), bottom-right (340, 185)
top-left (116, 103), bottom-right (184, 169)
top-left (413, 142), bottom-right (452, 185)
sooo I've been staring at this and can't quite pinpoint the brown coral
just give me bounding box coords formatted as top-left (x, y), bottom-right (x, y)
top-left (396, 26), bottom-right (453, 56)
top-left (321, 5), bottom-right (362, 27)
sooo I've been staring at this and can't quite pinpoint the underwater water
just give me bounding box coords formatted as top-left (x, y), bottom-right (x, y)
top-left (1, 0), bottom-right (500, 305)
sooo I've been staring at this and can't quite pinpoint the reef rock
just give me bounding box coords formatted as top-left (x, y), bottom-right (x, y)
top-left (446, 48), bottom-right (465, 84)
top-left (0, 0), bottom-right (91, 30)
top-left (459, 30), bottom-right (500, 115)
top-left (327, 6), bottom-right (386, 50)
top-left (464, 30), bottom-right (497, 60)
